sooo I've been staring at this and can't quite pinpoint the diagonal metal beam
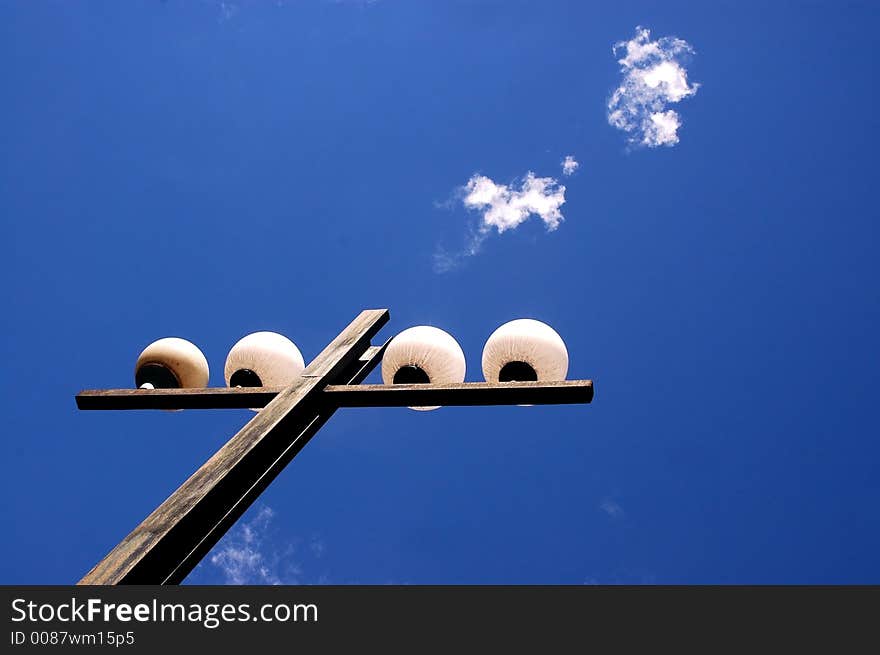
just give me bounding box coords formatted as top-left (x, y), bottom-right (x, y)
top-left (77, 309), bottom-right (389, 585)
top-left (154, 337), bottom-right (390, 585)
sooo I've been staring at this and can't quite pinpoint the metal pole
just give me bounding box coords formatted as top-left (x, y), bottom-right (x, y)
top-left (77, 309), bottom-right (389, 585)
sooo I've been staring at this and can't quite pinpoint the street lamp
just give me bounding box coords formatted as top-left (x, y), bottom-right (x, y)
top-left (482, 319), bottom-right (569, 383)
top-left (224, 331), bottom-right (305, 390)
top-left (381, 325), bottom-right (466, 411)
top-left (75, 309), bottom-right (594, 585)
top-left (134, 337), bottom-right (209, 390)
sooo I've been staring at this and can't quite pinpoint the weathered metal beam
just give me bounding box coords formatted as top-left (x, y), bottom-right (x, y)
top-left (77, 309), bottom-right (389, 585)
top-left (76, 387), bottom-right (283, 410)
top-left (156, 337), bottom-right (390, 585)
top-left (76, 379), bottom-right (594, 411)
top-left (326, 380), bottom-right (594, 407)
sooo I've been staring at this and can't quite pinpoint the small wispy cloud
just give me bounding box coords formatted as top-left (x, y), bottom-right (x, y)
top-left (433, 170), bottom-right (566, 272)
top-left (218, 2), bottom-right (240, 22)
top-left (195, 505), bottom-right (330, 585)
top-left (607, 26), bottom-right (699, 148)
top-left (432, 246), bottom-right (463, 274)
top-left (562, 155), bottom-right (579, 176)
top-left (309, 536), bottom-right (325, 558)
top-left (209, 506), bottom-right (282, 585)
top-left (600, 498), bottom-right (625, 519)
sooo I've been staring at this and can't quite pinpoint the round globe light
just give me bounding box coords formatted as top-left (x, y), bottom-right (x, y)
top-left (381, 325), bottom-right (466, 411)
top-left (224, 331), bottom-right (305, 389)
top-left (481, 319), bottom-right (568, 383)
top-left (134, 337), bottom-right (210, 389)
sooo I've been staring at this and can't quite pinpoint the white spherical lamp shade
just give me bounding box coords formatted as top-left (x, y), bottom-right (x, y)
top-left (135, 337), bottom-right (210, 389)
top-left (482, 319), bottom-right (568, 383)
top-left (381, 325), bottom-right (466, 411)
top-left (224, 331), bottom-right (305, 388)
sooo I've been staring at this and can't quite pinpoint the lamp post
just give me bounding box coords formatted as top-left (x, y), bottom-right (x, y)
top-left (74, 309), bottom-right (594, 585)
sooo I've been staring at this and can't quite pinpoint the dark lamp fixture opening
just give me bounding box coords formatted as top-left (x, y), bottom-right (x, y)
top-left (230, 369), bottom-right (263, 387)
top-left (393, 365), bottom-right (431, 385)
top-left (135, 363), bottom-right (181, 389)
top-left (498, 361), bottom-right (538, 382)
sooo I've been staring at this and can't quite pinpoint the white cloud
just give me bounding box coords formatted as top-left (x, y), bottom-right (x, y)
top-left (433, 170), bottom-right (566, 273)
top-left (208, 506), bottom-right (282, 585)
top-left (562, 155), bottom-right (580, 176)
top-left (607, 26), bottom-right (699, 147)
top-left (463, 171), bottom-right (566, 233)
top-left (196, 506), bottom-right (334, 585)
top-left (646, 110), bottom-right (681, 147)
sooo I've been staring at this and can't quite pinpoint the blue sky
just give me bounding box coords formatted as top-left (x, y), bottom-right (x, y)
top-left (2, 0), bottom-right (878, 584)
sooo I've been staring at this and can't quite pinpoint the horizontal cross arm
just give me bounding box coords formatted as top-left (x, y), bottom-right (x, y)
top-left (325, 380), bottom-right (594, 407)
top-left (75, 379), bottom-right (594, 411)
